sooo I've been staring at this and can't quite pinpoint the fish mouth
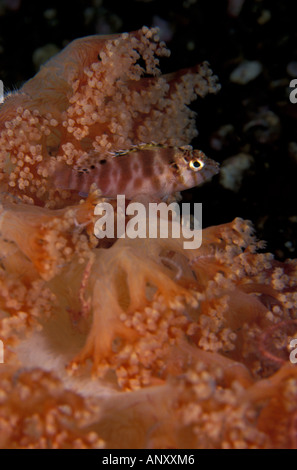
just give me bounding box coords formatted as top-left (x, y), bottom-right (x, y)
top-left (208, 158), bottom-right (220, 175)
top-left (199, 158), bottom-right (220, 182)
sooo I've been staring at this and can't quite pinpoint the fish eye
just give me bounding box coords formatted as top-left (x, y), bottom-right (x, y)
top-left (189, 159), bottom-right (204, 171)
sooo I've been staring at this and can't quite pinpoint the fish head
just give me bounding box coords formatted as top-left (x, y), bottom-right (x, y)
top-left (172, 147), bottom-right (220, 191)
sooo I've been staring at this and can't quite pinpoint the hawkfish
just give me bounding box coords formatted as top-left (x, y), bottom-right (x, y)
top-left (53, 144), bottom-right (219, 199)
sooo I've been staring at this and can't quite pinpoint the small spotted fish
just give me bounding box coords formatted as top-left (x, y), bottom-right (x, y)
top-left (53, 144), bottom-right (219, 199)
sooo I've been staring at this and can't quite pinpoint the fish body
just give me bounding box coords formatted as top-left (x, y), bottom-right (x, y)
top-left (53, 144), bottom-right (219, 199)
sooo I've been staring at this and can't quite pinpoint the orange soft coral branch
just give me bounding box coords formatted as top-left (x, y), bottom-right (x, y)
top-left (0, 367), bottom-right (104, 449)
top-left (50, 217), bottom-right (294, 390)
top-left (0, 194), bottom-right (98, 280)
top-left (0, 27), bottom-right (219, 207)
top-left (1, 209), bottom-right (297, 446)
top-left (70, 236), bottom-right (196, 372)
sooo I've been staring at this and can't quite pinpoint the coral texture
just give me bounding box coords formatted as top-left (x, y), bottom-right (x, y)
top-left (0, 27), bottom-right (219, 207)
top-left (0, 27), bottom-right (297, 449)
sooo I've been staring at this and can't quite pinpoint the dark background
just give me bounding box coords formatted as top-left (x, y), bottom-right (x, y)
top-left (0, 0), bottom-right (296, 260)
